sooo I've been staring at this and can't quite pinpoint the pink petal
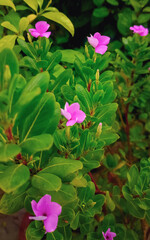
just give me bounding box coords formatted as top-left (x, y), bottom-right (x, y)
top-left (111, 232), bottom-right (117, 237)
top-left (31, 200), bottom-right (41, 216)
top-left (98, 35), bottom-right (110, 45)
top-left (87, 35), bottom-right (99, 48)
top-left (94, 32), bottom-right (101, 40)
top-left (29, 29), bottom-right (40, 38)
top-left (35, 21), bottom-right (50, 34)
top-left (44, 214), bottom-right (58, 233)
top-left (37, 194), bottom-right (52, 216)
top-left (61, 109), bottom-right (71, 120)
top-left (29, 216), bottom-right (47, 221)
top-left (95, 45), bottom-right (108, 54)
top-left (65, 102), bottom-right (69, 111)
top-left (40, 32), bottom-right (51, 38)
top-left (67, 103), bottom-right (80, 114)
top-left (49, 202), bottom-right (62, 216)
top-left (75, 110), bottom-right (86, 123)
top-left (66, 120), bottom-right (76, 126)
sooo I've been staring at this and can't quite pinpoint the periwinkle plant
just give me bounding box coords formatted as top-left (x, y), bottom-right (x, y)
top-left (0, 1), bottom-right (149, 238)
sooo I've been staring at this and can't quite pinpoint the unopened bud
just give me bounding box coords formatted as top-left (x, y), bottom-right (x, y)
top-left (85, 45), bottom-right (90, 58)
top-left (27, 33), bottom-right (32, 44)
top-left (4, 65), bottom-right (11, 88)
top-left (96, 69), bottom-right (99, 85)
top-left (66, 126), bottom-right (70, 140)
top-left (96, 122), bottom-right (102, 137)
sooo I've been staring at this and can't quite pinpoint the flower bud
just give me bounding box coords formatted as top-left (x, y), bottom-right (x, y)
top-left (27, 33), bottom-right (32, 43)
top-left (85, 45), bottom-right (90, 58)
top-left (66, 126), bottom-right (70, 140)
top-left (4, 65), bottom-right (11, 88)
top-left (96, 122), bottom-right (102, 137)
top-left (96, 69), bottom-right (99, 85)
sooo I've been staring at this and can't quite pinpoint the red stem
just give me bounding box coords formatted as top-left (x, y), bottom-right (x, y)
top-left (88, 172), bottom-right (106, 195)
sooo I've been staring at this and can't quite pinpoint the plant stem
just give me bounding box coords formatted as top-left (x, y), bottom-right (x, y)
top-left (88, 172), bottom-right (106, 195)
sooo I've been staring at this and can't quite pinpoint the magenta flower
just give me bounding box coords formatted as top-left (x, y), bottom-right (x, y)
top-left (87, 32), bottom-right (110, 54)
top-left (61, 102), bottom-right (86, 126)
top-left (130, 25), bottom-right (149, 36)
top-left (102, 228), bottom-right (116, 240)
top-left (29, 195), bottom-right (62, 233)
top-left (29, 21), bottom-right (51, 38)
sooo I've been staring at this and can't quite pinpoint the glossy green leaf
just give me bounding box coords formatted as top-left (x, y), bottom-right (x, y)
top-left (1, 21), bottom-right (18, 33)
top-left (0, 144), bottom-right (21, 162)
top-left (20, 134), bottom-right (53, 155)
top-left (23, 0), bottom-right (38, 12)
top-left (19, 17), bottom-right (29, 32)
top-left (0, 164), bottom-right (30, 193)
top-left (42, 11), bottom-right (74, 36)
top-left (0, 0), bottom-right (16, 11)
top-left (31, 172), bottom-right (62, 191)
top-left (0, 35), bottom-right (17, 52)
top-left (93, 7), bottom-right (109, 18)
top-left (40, 157), bottom-right (83, 180)
top-left (26, 221), bottom-right (45, 240)
top-left (20, 93), bottom-right (55, 140)
top-left (60, 50), bottom-right (85, 63)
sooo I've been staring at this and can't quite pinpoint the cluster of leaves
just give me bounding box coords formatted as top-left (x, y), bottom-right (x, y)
top-left (0, 1), bottom-right (150, 240)
top-left (0, 22), bottom-right (119, 240)
top-left (52, 0), bottom-right (150, 46)
top-left (0, 0), bottom-right (74, 51)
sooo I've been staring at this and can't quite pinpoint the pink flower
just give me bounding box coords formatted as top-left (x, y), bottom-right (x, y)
top-left (130, 25), bottom-right (149, 36)
top-left (61, 102), bottom-right (86, 126)
top-left (29, 195), bottom-right (62, 233)
top-left (102, 228), bottom-right (116, 240)
top-left (29, 21), bottom-right (51, 38)
top-left (87, 32), bottom-right (110, 54)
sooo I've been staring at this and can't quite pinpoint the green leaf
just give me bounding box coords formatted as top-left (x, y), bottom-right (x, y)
top-left (24, 0), bottom-right (38, 12)
top-left (106, 0), bottom-right (118, 6)
top-left (127, 165), bottom-right (139, 190)
top-left (93, 0), bottom-right (104, 7)
top-left (93, 7), bottom-right (109, 18)
top-left (31, 172), bottom-right (62, 191)
top-left (0, 182), bottom-right (28, 214)
top-left (42, 11), bottom-right (74, 36)
top-left (46, 51), bottom-right (62, 71)
top-left (106, 191), bottom-right (115, 211)
top-left (0, 0), bottom-right (16, 11)
top-left (60, 50), bottom-right (85, 63)
top-left (14, 71), bottom-right (49, 112)
top-left (50, 69), bottom-right (72, 94)
top-left (46, 231), bottom-right (63, 240)
top-left (59, 207), bottom-right (75, 227)
top-left (40, 157), bottom-right (83, 180)
top-left (0, 164), bottom-right (30, 193)
top-left (117, 8), bottom-right (132, 35)
top-left (138, 13), bottom-right (150, 23)
top-left (20, 134), bottom-right (53, 155)
top-left (127, 200), bottom-right (145, 218)
top-left (20, 93), bottom-right (55, 140)
top-left (1, 21), bottom-right (18, 33)
top-left (37, 0), bottom-right (43, 9)
top-left (0, 35), bottom-right (17, 51)
top-left (76, 84), bottom-right (92, 113)
top-left (95, 103), bottom-right (118, 125)
top-left (19, 17), bottom-right (29, 32)
top-left (17, 38), bottom-right (37, 59)
top-left (143, 7), bottom-right (150, 12)
top-left (61, 85), bottom-right (75, 101)
top-left (49, 184), bottom-right (77, 206)
top-left (0, 144), bottom-right (21, 162)
top-left (0, 48), bottom-right (19, 89)
top-left (26, 221), bottom-right (45, 240)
